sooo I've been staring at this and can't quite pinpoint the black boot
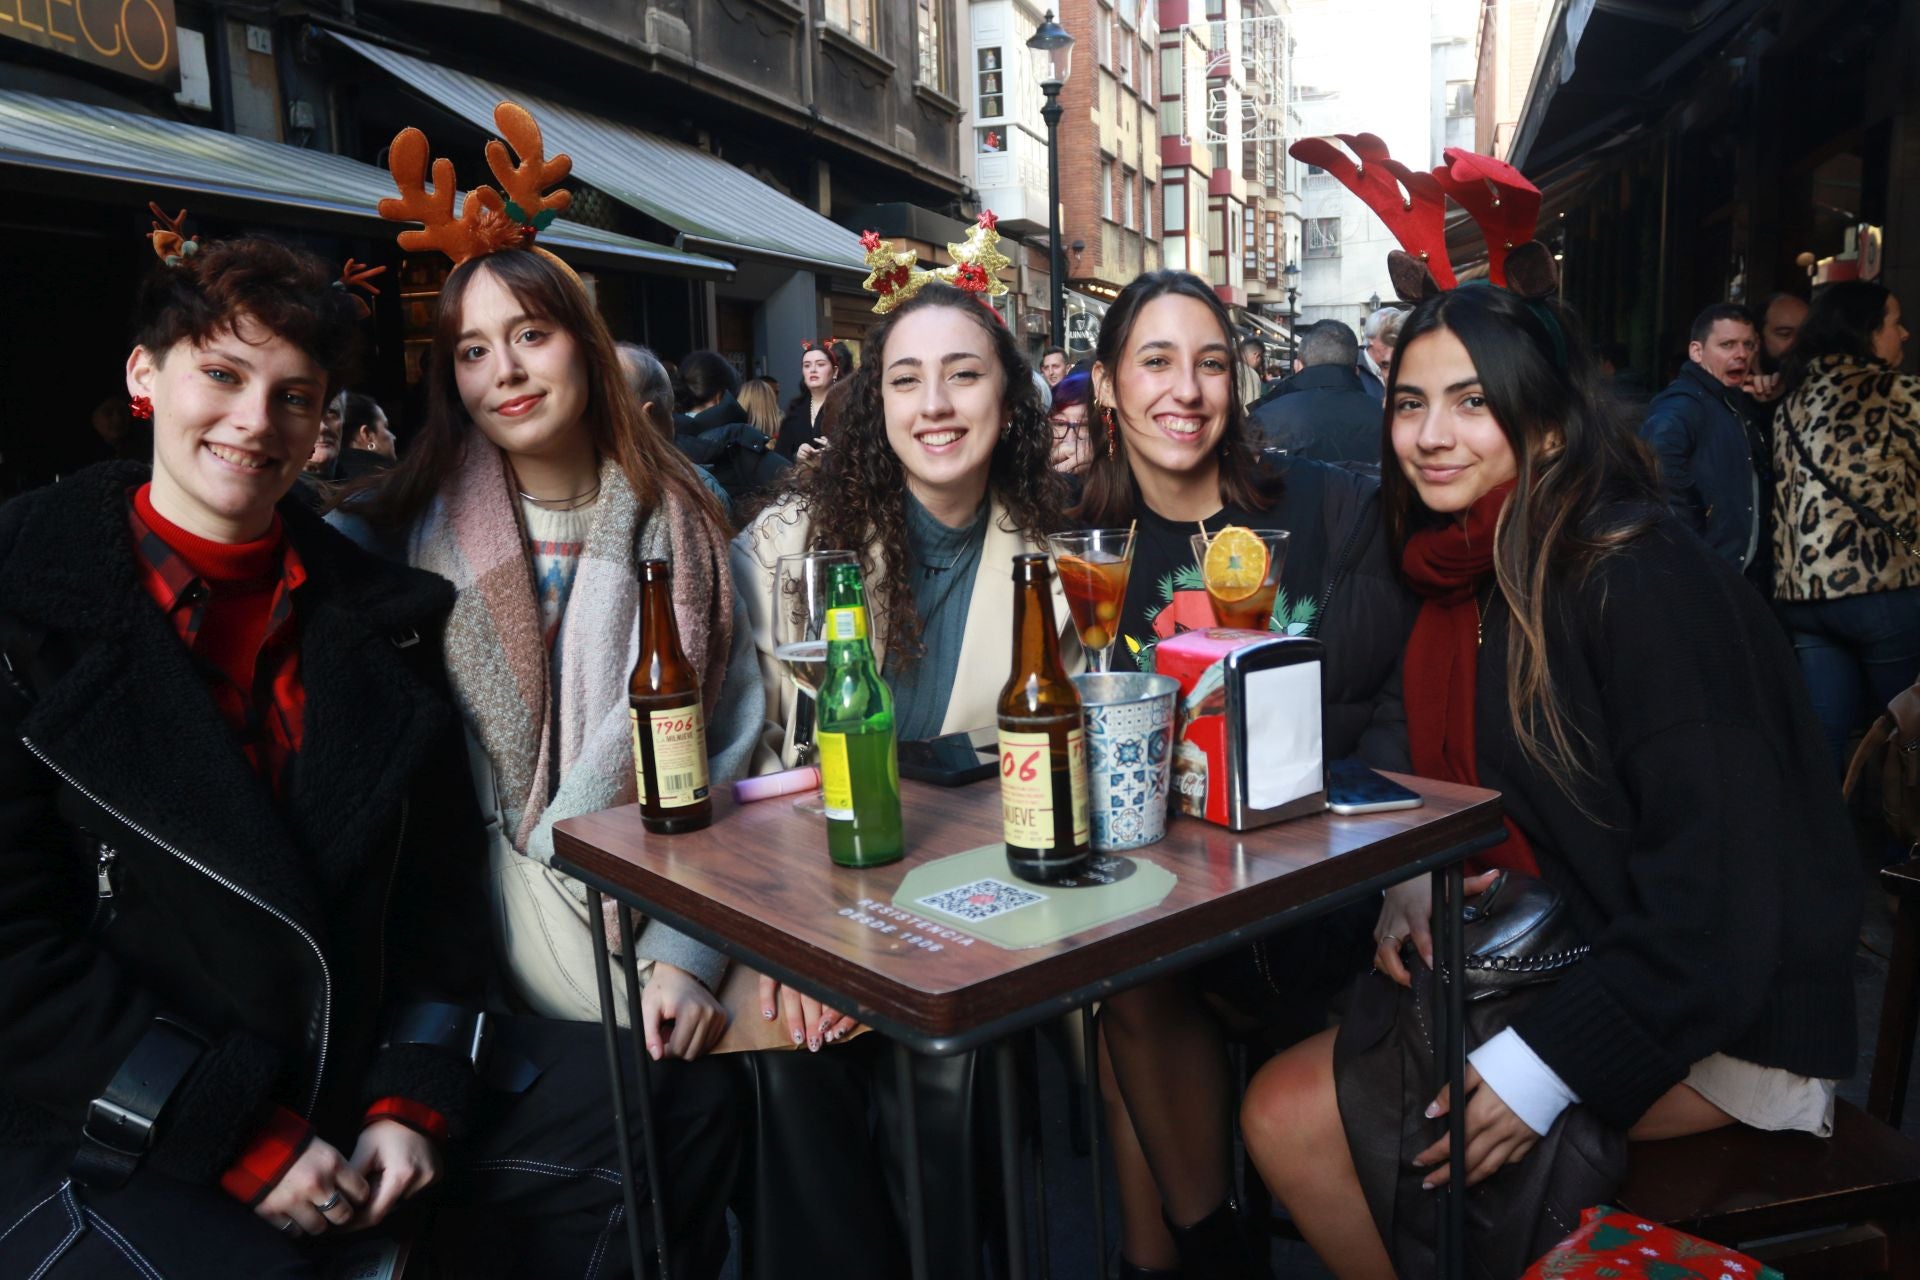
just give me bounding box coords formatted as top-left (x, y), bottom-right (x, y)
top-left (1164, 1200), bottom-right (1258, 1280)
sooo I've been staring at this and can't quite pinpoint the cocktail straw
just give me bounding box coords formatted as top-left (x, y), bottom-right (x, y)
top-left (1125, 518), bottom-right (1137, 556)
top-left (1196, 520), bottom-right (1210, 549)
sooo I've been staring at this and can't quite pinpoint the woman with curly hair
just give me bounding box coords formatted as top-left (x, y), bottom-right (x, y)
top-left (726, 282), bottom-right (1076, 1280)
top-left (737, 282), bottom-right (1076, 754)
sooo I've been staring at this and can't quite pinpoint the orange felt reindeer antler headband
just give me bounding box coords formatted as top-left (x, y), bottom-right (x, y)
top-left (378, 102), bottom-right (574, 270)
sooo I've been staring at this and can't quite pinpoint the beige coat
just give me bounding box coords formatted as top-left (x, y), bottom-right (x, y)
top-left (731, 494), bottom-right (1082, 773)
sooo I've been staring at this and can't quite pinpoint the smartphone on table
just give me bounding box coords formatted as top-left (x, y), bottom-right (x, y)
top-left (898, 725), bottom-right (1000, 786)
top-left (1325, 758), bottom-right (1423, 815)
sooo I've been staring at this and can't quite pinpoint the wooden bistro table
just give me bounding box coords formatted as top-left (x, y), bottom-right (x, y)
top-left (553, 772), bottom-right (1504, 1280)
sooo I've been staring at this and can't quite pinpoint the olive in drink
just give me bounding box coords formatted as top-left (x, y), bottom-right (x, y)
top-left (997, 553), bottom-right (1091, 883)
top-left (629, 559), bottom-right (712, 834)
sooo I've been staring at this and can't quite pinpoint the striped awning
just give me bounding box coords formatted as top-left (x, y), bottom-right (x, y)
top-left (0, 87), bottom-right (733, 277)
top-left (333, 33), bottom-right (869, 276)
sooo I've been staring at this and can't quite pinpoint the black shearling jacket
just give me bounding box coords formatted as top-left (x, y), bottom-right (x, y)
top-left (0, 463), bottom-right (489, 1187)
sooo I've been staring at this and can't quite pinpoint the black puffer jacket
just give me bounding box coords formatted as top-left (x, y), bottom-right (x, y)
top-left (0, 463), bottom-right (489, 1185)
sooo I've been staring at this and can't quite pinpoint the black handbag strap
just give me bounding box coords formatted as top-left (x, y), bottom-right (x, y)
top-left (1783, 424), bottom-right (1920, 559)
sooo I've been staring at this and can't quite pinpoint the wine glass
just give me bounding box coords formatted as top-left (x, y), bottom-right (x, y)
top-left (774, 550), bottom-right (858, 813)
top-left (1046, 528), bottom-right (1137, 672)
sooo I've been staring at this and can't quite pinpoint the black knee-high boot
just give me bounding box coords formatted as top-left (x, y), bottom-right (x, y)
top-left (1165, 1200), bottom-right (1258, 1280)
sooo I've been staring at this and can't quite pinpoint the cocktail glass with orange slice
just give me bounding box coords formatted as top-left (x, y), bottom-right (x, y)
top-left (1046, 528), bottom-right (1136, 672)
top-left (1188, 527), bottom-right (1290, 631)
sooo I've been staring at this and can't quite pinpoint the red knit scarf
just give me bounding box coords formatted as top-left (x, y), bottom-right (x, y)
top-left (1400, 481), bottom-right (1538, 875)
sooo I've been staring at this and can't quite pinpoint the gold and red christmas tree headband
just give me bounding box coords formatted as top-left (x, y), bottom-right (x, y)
top-left (377, 101), bottom-right (574, 273)
top-left (859, 211), bottom-right (1011, 314)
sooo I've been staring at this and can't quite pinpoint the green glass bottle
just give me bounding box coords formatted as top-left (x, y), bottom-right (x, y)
top-left (815, 561), bottom-right (905, 867)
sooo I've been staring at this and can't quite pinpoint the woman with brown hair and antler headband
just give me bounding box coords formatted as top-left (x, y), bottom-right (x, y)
top-left (1236, 141), bottom-right (1859, 1280)
top-left (330, 104), bottom-right (756, 1275)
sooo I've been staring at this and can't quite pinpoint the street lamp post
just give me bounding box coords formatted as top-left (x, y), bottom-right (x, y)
top-left (1027, 12), bottom-right (1074, 353)
top-left (1282, 261), bottom-right (1299, 365)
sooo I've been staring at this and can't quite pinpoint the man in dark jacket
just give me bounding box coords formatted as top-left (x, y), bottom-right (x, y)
top-left (0, 237), bottom-right (736, 1278)
top-left (673, 349), bottom-right (789, 512)
top-left (1640, 303), bottom-right (1782, 591)
top-left (1248, 321), bottom-right (1385, 465)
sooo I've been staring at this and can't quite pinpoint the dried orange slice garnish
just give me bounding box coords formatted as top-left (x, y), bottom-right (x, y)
top-left (1203, 526), bottom-right (1269, 603)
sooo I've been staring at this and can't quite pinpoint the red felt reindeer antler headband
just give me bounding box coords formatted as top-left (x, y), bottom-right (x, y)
top-left (1287, 136), bottom-right (1556, 302)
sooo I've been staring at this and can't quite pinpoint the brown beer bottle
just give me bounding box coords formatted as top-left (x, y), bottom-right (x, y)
top-left (997, 553), bottom-right (1091, 883)
top-left (629, 559), bottom-right (712, 834)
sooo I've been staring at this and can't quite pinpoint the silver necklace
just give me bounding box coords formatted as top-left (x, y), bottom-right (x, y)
top-left (517, 478), bottom-right (601, 511)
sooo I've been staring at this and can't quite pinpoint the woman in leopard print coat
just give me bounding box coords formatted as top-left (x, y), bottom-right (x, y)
top-left (1772, 280), bottom-right (1919, 773)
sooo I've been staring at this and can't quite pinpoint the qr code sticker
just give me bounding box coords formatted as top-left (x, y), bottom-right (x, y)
top-left (918, 878), bottom-right (1047, 922)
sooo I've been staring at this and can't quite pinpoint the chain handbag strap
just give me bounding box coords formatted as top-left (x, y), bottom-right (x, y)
top-left (1784, 422), bottom-right (1920, 560)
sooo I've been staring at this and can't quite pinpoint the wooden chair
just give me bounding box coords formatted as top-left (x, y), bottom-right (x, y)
top-left (1615, 858), bottom-right (1920, 1278)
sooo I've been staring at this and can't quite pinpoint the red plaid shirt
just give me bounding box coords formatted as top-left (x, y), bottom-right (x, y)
top-left (128, 486), bottom-right (306, 797)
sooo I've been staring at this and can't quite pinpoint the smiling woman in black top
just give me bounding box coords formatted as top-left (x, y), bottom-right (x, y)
top-left (1078, 271), bottom-right (1415, 1278)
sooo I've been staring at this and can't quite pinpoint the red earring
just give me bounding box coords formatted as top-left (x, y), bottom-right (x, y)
top-left (1101, 404), bottom-right (1120, 459)
top-left (129, 395), bottom-right (153, 421)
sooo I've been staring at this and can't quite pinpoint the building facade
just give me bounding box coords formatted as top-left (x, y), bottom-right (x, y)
top-left (1, 0), bottom-right (969, 485)
top-left (1288, 0), bottom-right (1476, 334)
top-left (1155, 0), bottom-right (1299, 365)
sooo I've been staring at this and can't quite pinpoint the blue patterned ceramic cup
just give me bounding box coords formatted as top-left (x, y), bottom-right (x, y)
top-left (1071, 672), bottom-right (1180, 852)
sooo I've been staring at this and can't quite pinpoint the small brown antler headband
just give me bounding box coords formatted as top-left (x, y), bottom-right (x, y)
top-left (378, 101), bottom-right (574, 271)
top-left (335, 258), bottom-right (388, 319)
top-left (148, 202), bottom-right (199, 266)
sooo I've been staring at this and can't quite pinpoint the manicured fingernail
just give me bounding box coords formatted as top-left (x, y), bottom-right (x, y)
top-left (807, 1036), bottom-right (820, 1052)
top-left (762, 1007), bottom-right (775, 1019)
top-left (1421, 1181), bottom-right (1434, 1192)
top-left (1424, 1102), bottom-right (1440, 1119)
top-left (792, 1029), bottom-right (803, 1045)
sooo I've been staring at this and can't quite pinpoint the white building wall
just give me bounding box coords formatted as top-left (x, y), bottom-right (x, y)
top-left (1430, 0), bottom-right (1478, 164)
top-left (963, 0), bottom-right (1053, 235)
top-left (1289, 0), bottom-right (1475, 334)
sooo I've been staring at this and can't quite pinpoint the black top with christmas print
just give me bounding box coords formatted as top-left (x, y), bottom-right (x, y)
top-left (1113, 463), bottom-right (1318, 672)
top-left (1103, 454), bottom-right (1418, 767)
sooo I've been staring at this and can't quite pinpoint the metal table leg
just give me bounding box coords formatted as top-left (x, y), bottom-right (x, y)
top-left (996, 1039), bottom-right (1028, 1280)
top-left (1432, 864), bottom-right (1468, 1280)
top-left (1024, 1033), bottom-right (1051, 1280)
top-left (895, 1041), bottom-right (933, 1280)
top-left (587, 887), bottom-right (649, 1278)
top-left (1082, 1006), bottom-right (1107, 1280)
top-left (617, 908), bottom-right (672, 1280)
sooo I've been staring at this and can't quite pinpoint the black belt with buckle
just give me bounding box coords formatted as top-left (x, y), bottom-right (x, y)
top-left (72, 1016), bottom-right (209, 1189)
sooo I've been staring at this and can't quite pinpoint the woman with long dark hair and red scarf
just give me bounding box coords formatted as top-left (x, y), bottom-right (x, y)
top-left (1238, 283), bottom-right (1861, 1278)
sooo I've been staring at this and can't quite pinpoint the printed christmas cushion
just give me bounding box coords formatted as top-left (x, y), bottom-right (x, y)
top-left (1519, 1206), bottom-right (1781, 1280)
